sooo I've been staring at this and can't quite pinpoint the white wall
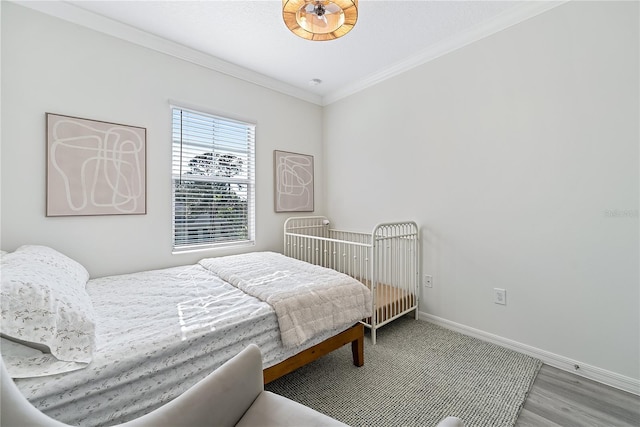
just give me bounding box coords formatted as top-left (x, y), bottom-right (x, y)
top-left (323, 1), bottom-right (639, 382)
top-left (0, 2), bottom-right (323, 277)
top-left (2, 0), bottom-right (638, 389)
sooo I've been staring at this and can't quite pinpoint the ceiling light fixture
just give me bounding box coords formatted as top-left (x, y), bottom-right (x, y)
top-left (282, 0), bottom-right (358, 41)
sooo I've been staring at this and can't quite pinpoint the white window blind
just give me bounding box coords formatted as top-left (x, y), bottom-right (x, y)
top-left (172, 107), bottom-right (255, 250)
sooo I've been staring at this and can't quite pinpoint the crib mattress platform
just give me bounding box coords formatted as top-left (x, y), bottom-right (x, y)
top-left (363, 282), bottom-right (416, 325)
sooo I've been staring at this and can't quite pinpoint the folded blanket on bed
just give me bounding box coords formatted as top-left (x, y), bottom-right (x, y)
top-left (199, 252), bottom-right (372, 348)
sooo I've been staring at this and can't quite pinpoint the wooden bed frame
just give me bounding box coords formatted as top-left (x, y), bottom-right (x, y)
top-left (263, 323), bottom-right (364, 384)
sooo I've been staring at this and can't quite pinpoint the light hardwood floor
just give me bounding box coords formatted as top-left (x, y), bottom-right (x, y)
top-left (515, 365), bottom-right (640, 426)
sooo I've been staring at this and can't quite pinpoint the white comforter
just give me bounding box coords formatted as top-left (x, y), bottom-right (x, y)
top-left (199, 252), bottom-right (372, 348)
top-left (15, 264), bottom-right (354, 426)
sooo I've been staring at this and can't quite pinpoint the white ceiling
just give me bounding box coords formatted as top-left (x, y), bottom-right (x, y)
top-left (19, 1), bottom-right (564, 105)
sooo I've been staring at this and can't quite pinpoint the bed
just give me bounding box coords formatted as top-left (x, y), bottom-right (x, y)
top-left (0, 246), bottom-right (371, 426)
top-left (284, 216), bottom-right (419, 344)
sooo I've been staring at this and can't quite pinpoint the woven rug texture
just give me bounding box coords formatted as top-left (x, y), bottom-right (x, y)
top-left (266, 316), bottom-right (542, 427)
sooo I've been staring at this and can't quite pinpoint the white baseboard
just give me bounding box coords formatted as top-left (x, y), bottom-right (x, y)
top-left (418, 311), bottom-right (640, 396)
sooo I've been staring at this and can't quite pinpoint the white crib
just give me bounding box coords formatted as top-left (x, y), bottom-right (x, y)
top-left (284, 216), bottom-right (419, 344)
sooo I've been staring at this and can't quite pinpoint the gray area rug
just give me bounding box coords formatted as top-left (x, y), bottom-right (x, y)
top-left (266, 316), bottom-right (542, 427)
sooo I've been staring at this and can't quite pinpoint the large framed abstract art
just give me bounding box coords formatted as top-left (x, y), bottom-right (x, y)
top-left (46, 113), bottom-right (147, 216)
top-left (273, 150), bottom-right (314, 212)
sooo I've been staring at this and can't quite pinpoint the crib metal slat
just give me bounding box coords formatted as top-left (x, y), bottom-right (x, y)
top-left (284, 218), bottom-right (419, 345)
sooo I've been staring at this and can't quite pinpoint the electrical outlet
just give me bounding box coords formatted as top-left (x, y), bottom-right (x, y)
top-left (494, 288), bottom-right (506, 305)
top-left (423, 275), bottom-right (433, 288)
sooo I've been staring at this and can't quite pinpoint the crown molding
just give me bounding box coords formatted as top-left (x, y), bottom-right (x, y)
top-left (321, 0), bottom-right (568, 106)
top-left (13, 1), bottom-right (566, 108)
top-left (13, 0), bottom-right (324, 106)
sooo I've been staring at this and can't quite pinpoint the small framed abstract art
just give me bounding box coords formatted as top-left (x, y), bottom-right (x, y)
top-left (273, 150), bottom-right (314, 212)
top-left (46, 113), bottom-right (147, 216)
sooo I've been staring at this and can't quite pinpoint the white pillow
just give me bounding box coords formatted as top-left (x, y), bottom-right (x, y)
top-left (0, 245), bottom-right (96, 366)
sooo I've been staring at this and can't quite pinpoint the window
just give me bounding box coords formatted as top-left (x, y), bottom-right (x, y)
top-left (172, 107), bottom-right (255, 251)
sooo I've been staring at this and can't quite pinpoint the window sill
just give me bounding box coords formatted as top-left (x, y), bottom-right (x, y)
top-left (172, 240), bottom-right (256, 255)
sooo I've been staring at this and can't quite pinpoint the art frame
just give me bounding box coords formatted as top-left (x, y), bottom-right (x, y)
top-left (274, 150), bottom-right (314, 213)
top-left (46, 113), bottom-right (147, 217)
